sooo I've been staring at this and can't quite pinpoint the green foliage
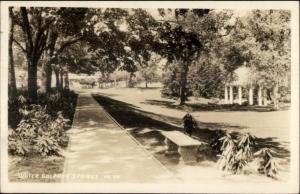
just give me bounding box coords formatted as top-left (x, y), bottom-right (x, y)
top-left (138, 54), bottom-right (160, 87)
top-left (8, 89), bottom-right (77, 157)
top-left (188, 60), bottom-right (226, 98)
top-left (254, 148), bottom-right (279, 178)
top-left (217, 132), bottom-right (256, 174)
top-left (237, 133), bottom-right (256, 161)
top-left (8, 104), bottom-right (69, 156)
top-left (161, 65), bottom-right (181, 98)
top-left (8, 129), bottom-right (30, 156)
top-left (34, 133), bottom-right (62, 156)
top-left (210, 130), bottom-right (226, 153)
top-left (215, 131), bottom-right (280, 178)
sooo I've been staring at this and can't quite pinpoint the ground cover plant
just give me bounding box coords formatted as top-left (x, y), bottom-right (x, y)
top-left (216, 131), bottom-right (280, 178)
top-left (8, 88), bottom-right (77, 182)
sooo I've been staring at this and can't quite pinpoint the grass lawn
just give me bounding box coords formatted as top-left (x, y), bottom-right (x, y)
top-left (91, 84), bottom-right (291, 183)
top-left (8, 155), bottom-right (65, 182)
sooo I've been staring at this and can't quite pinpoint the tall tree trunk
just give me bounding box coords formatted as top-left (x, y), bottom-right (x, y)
top-left (9, 7), bottom-right (16, 94)
top-left (55, 69), bottom-right (60, 88)
top-left (45, 63), bottom-right (52, 92)
top-left (28, 59), bottom-right (38, 103)
top-left (145, 79), bottom-right (148, 88)
top-left (128, 72), bottom-right (135, 88)
top-left (273, 83), bottom-right (279, 110)
top-left (64, 71), bottom-right (69, 89)
top-left (44, 31), bottom-right (58, 93)
top-left (179, 62), bottom-right (189, 105)
top-left (20, 7), bottom-right (48, 103)
top-left (60, 71), bottom-right (64, 89)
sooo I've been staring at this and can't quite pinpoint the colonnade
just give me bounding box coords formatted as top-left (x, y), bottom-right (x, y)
top-left (224, 84), bottom-right (268, 106)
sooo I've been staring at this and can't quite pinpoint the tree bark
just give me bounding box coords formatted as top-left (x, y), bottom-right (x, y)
top-left (9, 7), bottom-right (16, 94)
top-left (60, 71), bottom-right (64, 89)
top-left (55, 69), bottom-right (60, 88)
top-left (145, 79), bottom-right (148, 88)
top-left (44, 31), bottom-right (58, 93)
top-left (179, 62), bottom-right (189, 105)
top-left (64, 71), bottom-right (69, 89)
top-left (27, 59), bottom-right (38, 102)
top-left (45, 63), bottom-right (52, 92)
top-left (20, 7), bottom-right (49, 102)
top-left (273, 83), bottom-right (279, 110)
top-left (128, 72), bottom-right (135, 88)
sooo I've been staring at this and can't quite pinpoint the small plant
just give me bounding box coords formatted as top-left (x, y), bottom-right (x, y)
top-left (217, 132), bottom-right (242, 174)
top-left (217, 132), bottom-right (256, 174)
top-left (237, 133), bottom-right (256, 162)
top-left (210, 130), bottom-right (226, 153)
top-left (254, 148), bottom-right (279, 178)
top-left (8, 105), bottom-right (69, 156)
top-left (8, 129), bottom-right (30, 156)
top-left (34, 133), bottom-right (62, 156)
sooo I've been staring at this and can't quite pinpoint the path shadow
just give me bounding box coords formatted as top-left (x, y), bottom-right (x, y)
top-left (143, 99), bottom-right (290, 112)
top-left (136, 87), bottom-right (161, 91)
top-left (92, 94), bottom-right (290, 165)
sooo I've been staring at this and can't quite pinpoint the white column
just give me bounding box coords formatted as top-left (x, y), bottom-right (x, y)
top-left (224, 85), bottom-right (228, 104)
top-left (249, 87), bottom-right (253, 105)
top-left (258, 86), bottom-right (262, 106)
top-left (238, 86), bottom-right (242, 105)
top-left (229, 85), bottom-right (233, 104)
top-left (263, 89), bottom-right (268, 106)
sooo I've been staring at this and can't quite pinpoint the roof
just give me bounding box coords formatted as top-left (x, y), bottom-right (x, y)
top-left (229, 66), bottom-right (252, 86)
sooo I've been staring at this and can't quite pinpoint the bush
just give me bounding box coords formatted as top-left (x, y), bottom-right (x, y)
top-left (8, 89), bottom-right (77, 157)
top-left (217, 132), bottom-right (256, 174)
top-left (9, 89), bottom-right (77, 129)
top-left (254, 148), bottom-right (279, 178)
top-left (215, 131), bottom-right (280, 178)
top-left (210, 130), bottom-right (226, 153)
top-left (8, 104), bottom-right (69, 156)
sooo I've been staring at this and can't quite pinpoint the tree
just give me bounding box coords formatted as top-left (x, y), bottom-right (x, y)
top-left (185, 10), bottom-right (239, 99)
top-left (42, 7), bottom-right (89, 92)
top-left (138, 54), bottom-right (160, 88)
top-left (242, 10), bottom-right (291, 109)
top-left (15, 7), bottom-right (54, 101)
top-left (12, 7), bottom-right (90, 98)
top-left (188, 55), bottom-right (226, 98)
top-left (155, 9), bottom-right (238, 104)
top-left (8, 7), bottom-right (17, 94)
top-left (154, 10), bottom-right (204, 104)
top-left (85, 8), bottom-right (158, 88)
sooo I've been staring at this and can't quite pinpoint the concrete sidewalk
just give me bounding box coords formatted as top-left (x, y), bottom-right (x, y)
top-left (62, 93), bottom-right (176, 183)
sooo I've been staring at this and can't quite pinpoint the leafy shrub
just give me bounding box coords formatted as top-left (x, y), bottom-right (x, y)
top-left (210, 130), bottom-right (226, 153)
top-left (237, 133), bottom-right (256, 162)
top-left (216, 131), bottom-right (281, 178)
top-left (217, 132), bottom-right (256, 174)
top-left (254, 148), bottom-right (279, 178)
top-left (34, 133), bottom-right (62, 156)
top-left (8, 129), bottom-right (30, 156)
top-left (9, 104), bottom-right (70, 156)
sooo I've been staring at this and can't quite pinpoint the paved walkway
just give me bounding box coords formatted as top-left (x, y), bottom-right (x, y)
top-left (62, 93), bottom-right (176, 183)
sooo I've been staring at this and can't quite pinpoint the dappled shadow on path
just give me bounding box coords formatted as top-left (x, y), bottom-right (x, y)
top-left (136, 87), bottom-right (162, 91)
top-left (92, 94), bottom-right (290, 166)
top-left (143, 99), bottom-right (290, 112)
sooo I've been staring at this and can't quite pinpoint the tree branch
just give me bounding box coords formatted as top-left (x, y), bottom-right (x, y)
top-left (13, 38), bottom-right (27, 53)
top-left (20, 7), bottom-right (33, 53)
top-left (57, 37), bottom-right (83, 54)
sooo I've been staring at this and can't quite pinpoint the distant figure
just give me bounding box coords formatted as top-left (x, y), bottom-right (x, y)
top-left (182, 112), bottom-right (197, 136)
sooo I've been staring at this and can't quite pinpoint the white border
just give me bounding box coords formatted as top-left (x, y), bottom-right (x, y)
top-left (1, 1), bottom-right (299, 193)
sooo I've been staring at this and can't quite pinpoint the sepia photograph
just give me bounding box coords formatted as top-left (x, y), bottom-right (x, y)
top-left (0, 1), bottom-right (299, 193)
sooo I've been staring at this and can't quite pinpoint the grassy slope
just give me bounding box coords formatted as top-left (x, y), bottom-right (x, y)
top-left (91, 85), bottom-right (290, 182)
